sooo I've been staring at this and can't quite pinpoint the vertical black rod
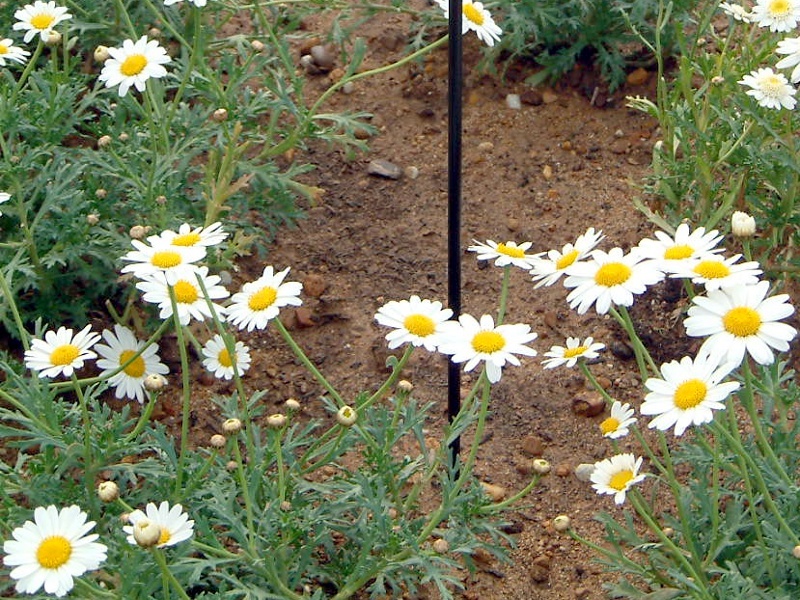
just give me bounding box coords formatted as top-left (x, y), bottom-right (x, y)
top-left (447, 0), bottom-right (463, 460)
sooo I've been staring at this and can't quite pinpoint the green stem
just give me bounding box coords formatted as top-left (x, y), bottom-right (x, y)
top-left (578, 362), bottom-right (615, 406)
top-left (152, 549), bottom-right (191, 600)
top-left (232, 441), bottom-right (257, 550)
top-left (609, 305), bottom-right (659, 379)
top-left (496, 266), bottom-right (511, 325)
top-left (123, 390), bottom-right (159, 443)
top-left (71, 374), bottom-right (97, 514)
top-left (10, 40), bottom-right (44, 105)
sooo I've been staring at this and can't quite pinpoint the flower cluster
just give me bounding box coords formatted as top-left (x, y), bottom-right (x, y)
top-left (2, 501), bottom-right (192, 596)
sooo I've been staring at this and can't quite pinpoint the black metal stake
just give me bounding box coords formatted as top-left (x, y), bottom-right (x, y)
top-left (447, 0), bottom-right (463, 462)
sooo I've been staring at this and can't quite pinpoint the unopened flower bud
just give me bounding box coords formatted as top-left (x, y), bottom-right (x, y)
top-left (793, 545), bottom-right (800, 559)
top-left (731, 210), bottom-right (756, 238)
top-left (226, 460), bottom-right (238, 471)
top-left (210, 434), bottom-right (226, 448)
top-left (97, 135), bottom-right (112, 148)
top-left (222, 418), bottom-right (242, 436)
top-left (432, 538), bottom-right (449, 553)
top-left (118, 132), bottom-right (129, 142)
top-left (132, 518), bottom-right (161, 548)
top-left (148, 27), bottom-right (162, 39)
top-left (251, 39), bottom-right (265, 52)
top-left (129, 225), bottom-right (147, 240)
top-left (397, 380), bottom-right (414, 393)
top-left (280, 501), bottom-right (291, 511)
top-left (45, 30), bottom-right (61, 46)
top-left (267, 413), bottom-right (287, 429)
top-left (86, 213), bottom-right (100, 225)
top-left (155, 195), bottom-right (167, 205)
top-left (711, 75), bottom-right (725, 85)
top-left (97, 481), bottom-right (119, 503)
top-left (552, 515), bottom-right (571, 532)
top-left (95, 188), bottom-right (108, 199)
top-left (336, 405), bottom-right (357, 427)
top-left (532, 458), bottom-right (551, 475)
top-left (94, 45), bottom-right (110, 63)
top-left (284, 398), bottom-right (301, 411)
top-left (119, 512), bottom-right (130, 523)
top-left (143, 373), bottom-right (168, 391)
top-left (212, 108), bottom-right (228, 122)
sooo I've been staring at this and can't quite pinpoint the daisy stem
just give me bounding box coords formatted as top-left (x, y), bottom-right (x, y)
top-left (274, 317), bottom-right (345, 407)
top-left (71, 373), bottom-right (97, 514)
top-left (628, 490), bottom-right (713, 598)
top-left (0, 265), bottom-right (30, 350)
top-left (123, 390), bottom-right (161, 444)
top-left (273, 424), bottom-right (287, 504)
top-left (163, 6), bottom-right (203, 138)
top-left (578, 362), bottom-right (614, 406)
top-left (10, 40), bottom-right (43, 106)
top-left (479, 473), bottom-right (541, 513)
top-left (737, 360), bottom-right (792, 486)
top-left (74, 577), bottom-right (118, 598)
top-left (152, 548), bottom-right (192, 600)
top-left (360, 345), bottom-right (414, 412)
top-left (111, 0), bottom-right (137, 38)
top-left (0, 387), bottom-right (57, 436)
top-left (231, 439), bottom-right (257, 550)
top-left (496, 266), bottom-right (511, 325)
top-left (455, 371), bottom-right (491, 489)
top-left (610, 305), bottom-right (659, 380)
top-left (167, 288), bottom-right (193, 498)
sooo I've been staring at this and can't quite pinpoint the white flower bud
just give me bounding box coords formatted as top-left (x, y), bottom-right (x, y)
top-left (97, 135), bottom-right (112, 148)
top-left (552, 515), bottom-right (572, 532)
top-left (397, 380), bottom-right (414, 393)
top-left (532, 458), bottom-right (551, 475)
top-left (129, 225), bottom-right (148, 240)
top-left (45, 30), bottom-right (61, 46)
top-left (95, 189), bottom-right (108, 199)
top-left (118, 132), bottom-right (129, 142)
top-left (267, 413), bottom-right (287, 429)
top-left (284, 398), bottom-right (301, 411)
top-left (212, 108), bottom-right (228, 122)
top-left (210, 434), bottom-right (226, 448)
top-left (143, 373), bottom-right (168, 391)
top-left (94, 45), bottom-right (110, 63)
top-left (251, 39), bottom-right (265, 52)
top-left (86, 213), bottom-right (100, 225)
top-left (222, 418), bottom-right (242, 436)
top-left (793, 545), bottom-right (800, 559)
top-left (336, 405), bottom-right (357, 427)
top-left (97, 481), bottom-right (119, 503)
top-left (432, 538), bottom-right (449, 553)
top-left (132, 518), bottom-right (162, 548)
top-left (731, 210), bottom-right (756, 238)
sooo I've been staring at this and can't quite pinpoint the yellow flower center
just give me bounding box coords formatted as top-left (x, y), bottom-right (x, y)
top-left (50, 344), bottom-right (79, 366)
top-left (563, 345), bottom-right (588, 358)
top-left (120, 349), bottom-right (146, 377)
top-left (496, 243), bottom-right (525, 258)
top-left (404, 314), bottom-right (436, 337)
top-left (555, 249), bottom-right (579, 270)
top-left (173, 280), bottom-right (198, 304)
top-left (150, 250), bottom-right (182, 269)
top-left (218, 348), bottom-right (233, 368)
top-left (663, 244), bottom-right (693, 260)
top-left (723, 306), bottom-right (761, 337)
top-left (463, 2), bottom-right (485, 25)
top-left (0, 44), bottom-right (8, 55)
top-left (674, 379), bottom-right (707, 410)
top-left (472, 330), bottom-right (505, 354)
top-left (171, 232), bottom-right (201, 247)
top-left (769, 0), bottom-right (790, 15)
top-left (36, 536), bottom-right (72, 569)
top-left (30, 13), bottom-right (56, 30)
top-left (248, 286), bottom-right (277, 311)
top-left (158, 529), bottom-right (171, 546)
top-left (600, 417), bottom-right (620, 435)
top-left (693, 260), bottom-right (730, 280)
top-left (761, 74), bottom-right (786, 96)
top-left (608, 470), bottom-right (634, 491)
top-left (120, 54), bottom-right (148, 77)
top-left (594, 262), bottom-right (632, 287)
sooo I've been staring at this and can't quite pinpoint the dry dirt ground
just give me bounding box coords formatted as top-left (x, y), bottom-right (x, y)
top-left (172, 6), bottom-right (686, 599)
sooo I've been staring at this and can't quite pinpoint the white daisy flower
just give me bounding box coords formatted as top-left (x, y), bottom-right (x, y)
top-left (201, 334), bottom-right (251, 380)
top-left (151, 222), bottom-right (228, 248)
top-left (227, 266), bottom-right (303, 332)
top-left (121, 238), bottom-right (207, 284)
top-left (467, 239), bottom-right (540, 270)
top-left (137, 265), bottom-right (229, 326)
top-left (13, 1), bottom-right (71, 44)
top-left (24, 324), bottom-right (100, 379)
top-left (672, 254), bottom-right (762, 291)
top-left (0, 39), bottom-right (30, 66)
top-left (739, 67), bottom-right (797, 109)
top-left (541, 336), bottom-right (605, 369)
top-left (636, 223), bottom-right (724, 274)
top-left (752, 0), bottom-right (800, 30)
top-left (123, 501), bottom-right (194, 548)
top-left (437, 313), bottom-right (537, 384)
top-left (720, 1), bottom-right (754, 21)
top-left (641, 354), bottom-right (740, 436)
top-left (374, 295), bottom-right (454, 352)
top-left (590, 453), bottom-right (646, 505)
top-left (684, 281), bottom-right (797, 366)
top-left (95, 324), bottom-right (169, 403)
top-left (164, 0), bottom-right (209, 6)
top-left (98, 35), bottom-right (171, 97)
top-left (563, 247), bottom-right (665, 315)
top-left (599, 401), bottom-right (637, 439)
top-left (776, 36), bottom-right (800, 83)
top-left (529, 227), bottom-right (605, 288)
top-left (0, 191), bottom-right (10, 216)
top-left (3, 505), bottom-right (107, 597)
top-left (433, 0), bottom-right (502, 47)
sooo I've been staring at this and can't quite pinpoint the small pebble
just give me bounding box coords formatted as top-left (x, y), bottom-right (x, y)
top-left (574, 463), bottom-right (595, 483)
top-left (478, 141), bottom-right (494, 152)
top-left (480, 482), bottom-right (506, 502)
top-left (310, 45), bottom-right (334, 71)
top-left (341, 81), bottom-right (354, 94)
top-left (506, 94), bottom-right (521, 110)
top-left (571, 392), bottom-right (605, 417)
top-left (404, 166), bottom-right (420, 180)
top-left (367, 159), bottom-right (403, 180)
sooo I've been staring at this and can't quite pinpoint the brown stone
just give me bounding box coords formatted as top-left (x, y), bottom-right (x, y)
top-left (303, 273), bottom-right (327, 297)
top-left (626, 67), bottom-right (650, 86)
top-left (294, 307), bottom-right (317, 328)
top-left (571, 391), bottom-right (606, 417)
top-left (521, 435), bottom-right (545, 457)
